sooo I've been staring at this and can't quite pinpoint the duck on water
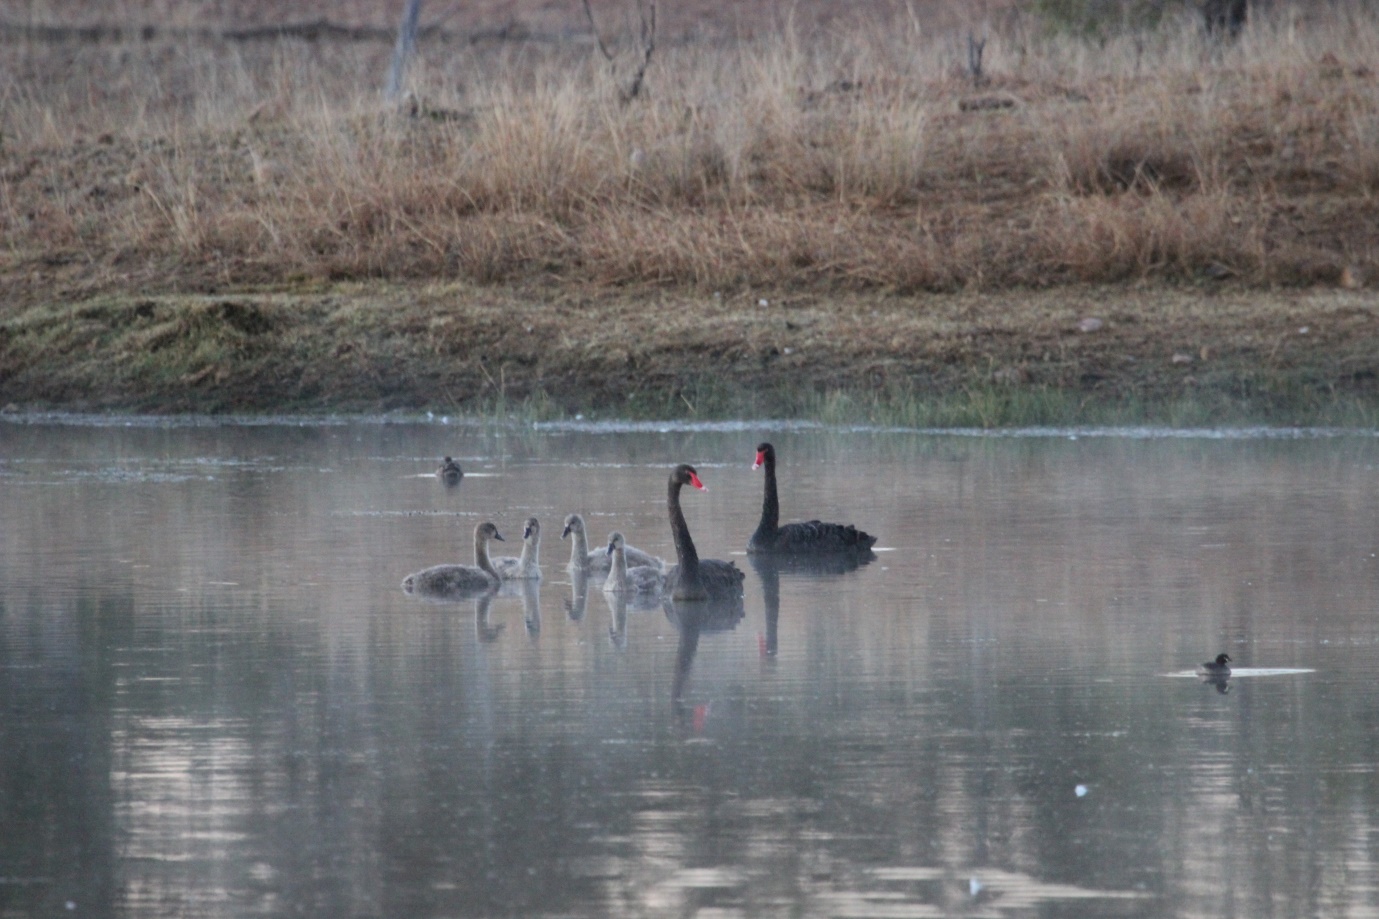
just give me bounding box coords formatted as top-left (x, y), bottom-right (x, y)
top-left (1197, 653), bottom-right (1231, 677)
top-left (437, 456), bottom-right (463, 486)
top-left (747, 442), bottom-right (877, 555)
top-left (663, 464), bottom-right (745, 602)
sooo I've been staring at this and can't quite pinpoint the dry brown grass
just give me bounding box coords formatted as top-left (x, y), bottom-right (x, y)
top-left (2, 2), bottom-right (1378, 300)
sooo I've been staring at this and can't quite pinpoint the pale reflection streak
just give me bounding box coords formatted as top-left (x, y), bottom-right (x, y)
top-left (110, 716), bottom-right (256, 911)
top-left (1173, 759), bottom-right (1247, 917)
top-left (603, 590), bottom-right (629, 649)
top-left (585, 784), bottom-right (1150, 918)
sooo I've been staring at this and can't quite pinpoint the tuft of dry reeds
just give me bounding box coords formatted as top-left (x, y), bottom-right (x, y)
top-left (2, 2), bottom-right (1378, 296)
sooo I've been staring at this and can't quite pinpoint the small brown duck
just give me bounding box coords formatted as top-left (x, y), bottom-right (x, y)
top-left (437, 457), bottom-right (463, 486)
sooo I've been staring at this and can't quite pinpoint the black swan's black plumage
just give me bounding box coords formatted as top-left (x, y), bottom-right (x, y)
top-left (662, 464), bottom-right (745, 602)
top-left (747, 443), bottom-right (877, 555)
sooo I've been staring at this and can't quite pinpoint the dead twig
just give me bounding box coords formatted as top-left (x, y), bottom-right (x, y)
top-left (967, 32), bottom-right (987, 87)
top-left (581, 0), bottom-right (618, 62)
top-left (581, 0), bottom-right (656, 103)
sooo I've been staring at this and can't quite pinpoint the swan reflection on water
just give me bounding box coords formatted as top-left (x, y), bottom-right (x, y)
top-left (599, 576), bottom-right (666, 650)
top-left (472, 592), bottom-right (504, 642)
top-left (490, 577), bottom-right (543, 636)
top-left (748, 552), bottom-right (876, 658)
top-left (396, 585), bottom-right (506, 642)
top-left (664, 594), bottom-right (747, 719)
top-left (563, 567), bottom-right (591, 622)
top-left (664, 542), bottom-right (872, 722)
top-left (603, 590), bottom-right (629, 649)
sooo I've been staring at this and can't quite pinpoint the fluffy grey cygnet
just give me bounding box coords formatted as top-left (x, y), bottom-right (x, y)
top-left (402, 521), bottom-right (503, 596)
top-left (561, 512), bottom-right (662, 573)
top-left (492, 516), bottom-right (543, 580)
top-left (603, 531), bottom-right (666, 595)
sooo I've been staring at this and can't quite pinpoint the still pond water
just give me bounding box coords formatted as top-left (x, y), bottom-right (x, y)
top-left (2, 417), bottom-right (1378, 918)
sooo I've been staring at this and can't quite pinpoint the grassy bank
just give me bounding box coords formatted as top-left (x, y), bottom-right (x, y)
top-left (3, 282), bottom-right (1377, 426)
top-left (1, 3), bottom-right (1377, 423)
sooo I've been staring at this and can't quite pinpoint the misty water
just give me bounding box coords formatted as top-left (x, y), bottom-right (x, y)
top-left (2, 416), bottom-right (1378, 918)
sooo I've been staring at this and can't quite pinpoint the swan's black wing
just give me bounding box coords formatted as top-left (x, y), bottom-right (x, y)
top-left (763, 519), bottom-right (877, 553)
top-left (664, 559), bottom-right (745, 601)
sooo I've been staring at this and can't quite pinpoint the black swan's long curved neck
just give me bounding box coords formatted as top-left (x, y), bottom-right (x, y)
top-left (668, 476), bottom-right (700, 575)
top-left (752, 450), bottom-right (780, 546)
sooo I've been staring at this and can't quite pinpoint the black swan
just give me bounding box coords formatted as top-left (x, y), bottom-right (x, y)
top-left (561, 513), bottom-right (662, 573)
top-left (747, 442), bottom-right (877, 554)
top-left (402, 521), bottom-right (503, 596)
top-left (603, 531), bottom-right (666, 595)
top-left (1196, 653), bottom-right (1232, 677)
top-left (437, 456), bottom-right (463, 485)
top-left (663, 464), bottom-right (745, 602)
top-left (492, 516), bottom-right (542, 580)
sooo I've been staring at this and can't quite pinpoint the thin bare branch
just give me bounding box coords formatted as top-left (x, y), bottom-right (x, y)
top-left (581, 0), bottom-right (616, 62)
top-left (621, 0), bottom-right (656, 102)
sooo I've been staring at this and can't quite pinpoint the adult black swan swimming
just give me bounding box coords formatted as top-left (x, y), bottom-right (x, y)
top-left (402, 521), bottom-right (504, 597)
top-left (747, 442), bottom-right (877, 554)
top-left (663, 464), bottom-right (745, 602)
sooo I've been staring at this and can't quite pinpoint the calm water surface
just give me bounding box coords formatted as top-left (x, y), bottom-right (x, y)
top-left (2, 418), bottom-right (1379, 918)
